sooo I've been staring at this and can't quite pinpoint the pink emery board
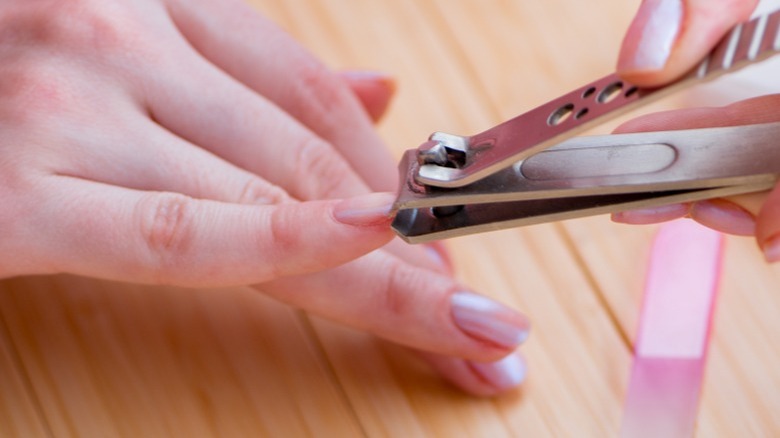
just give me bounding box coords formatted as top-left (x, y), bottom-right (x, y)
top-left (620, 220), bottom-right (725, 437)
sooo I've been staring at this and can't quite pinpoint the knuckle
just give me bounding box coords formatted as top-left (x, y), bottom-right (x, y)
top-left (292, 137), bottom-right (353, 199)
top-left (378, 260), bottom-right (424, 320)
top-left (264, 207), bottom-right (302, 277)
top-left (298, 63), bottom-right (341, 108)
top-left (0, 67), bottom-right (71, 123)
top-left (136, 193), bottom-right (196, 276)
top-left (0, 0), bottom-right (149, 62)
top-left (0, 2), bottom-right (145, 122)
top-left (238, 177), bottom-right (290, 205)
top-left (295, 62), bottom-right (354, 130)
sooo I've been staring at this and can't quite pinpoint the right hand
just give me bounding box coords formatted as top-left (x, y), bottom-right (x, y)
top-left (612, 0), bottom-right (780, 263)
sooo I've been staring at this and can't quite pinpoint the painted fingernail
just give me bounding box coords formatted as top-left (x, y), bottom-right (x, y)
top-left (333, 192), bottom-right (396, 226)
top-left (762, 235), bottom-right (780, 263)
top-left (612, 203), bottom-right (689, 224)
top-left (468, 352), bottom-right (527, 390)
top-left (451, 291), bottom-right (530, 349)
top-left (618, 0), bottom-right (683, 72)
top-left (690, 200), bottom-right (756, 236)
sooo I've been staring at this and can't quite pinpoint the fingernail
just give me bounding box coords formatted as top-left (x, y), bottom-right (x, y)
top-left (451, 291), bottom-right (530, 349)
top-left (341, 69), bottom-right (394, 83)
top-left (690, 200), bottom-right (755, 236)
top-left (618, 0), bottom-right (683, 72)
top-left (333, 192), bottom-right (396, 226)
top-left (763, 235), bottom-right (780, 263)
top-left (612, 203), bottom-right (689, 224)
top-left (468, 352), bottom-right (527, 390)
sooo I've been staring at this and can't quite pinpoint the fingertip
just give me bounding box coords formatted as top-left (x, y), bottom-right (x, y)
top-left (617, 0), bottom-right (758, 87)
top-left (419, 350), bottom-right (527, 397)
top-left (340, 70), bottom-right (397, 123)
top-left (690, 199), bottom-right (755, 236)
top-left (616, 0), bottom-right (683, 86)
top-left (467, 351), bottom-right (528, 393)
top-left (450, 291), bottom-right (531, 351)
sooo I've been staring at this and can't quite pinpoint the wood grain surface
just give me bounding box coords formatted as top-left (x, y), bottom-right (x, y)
top-left (2, 1), bottom-right (780, 436)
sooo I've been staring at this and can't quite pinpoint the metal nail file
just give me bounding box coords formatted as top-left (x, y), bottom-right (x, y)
top-left (392, 9), bottom-right (780, 243)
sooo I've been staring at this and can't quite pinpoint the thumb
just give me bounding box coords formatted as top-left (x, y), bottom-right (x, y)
top-left (617, 0), bottom-right (758, 87)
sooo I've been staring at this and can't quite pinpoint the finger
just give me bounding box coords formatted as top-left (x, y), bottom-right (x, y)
top-left (29, 176), bottom-right (395, 286)
top-left (165, 0), bottom-right (398, 191)
top-left (340, 70), bottom-right (397, 123)
top-left (258, 252), bottom-right (531, 361)
top-left (54, 116), bottom-right (290, 205)
top-left (139, 23), bottom-right (452, 276)
top-left (689, 193), bottom-right (765, 235)
top-left (613, 95), bottom-right (780, 229)
top-left (151, 1), bottom-right (452, 277)
top-left (419, 351), bottom-right (527, 397)
top-left (141, 47), bottom-right (369, 201)
top-left (611, 195), bottom-right (764, 235)
top-left (617, 0), bottom-right (758, 86)
top-left (614, 95), bottom-right (780, 133)
top-left (139, 54), bottom-right (452, 275)
top-left (689, 199), bottom-right (756, 236)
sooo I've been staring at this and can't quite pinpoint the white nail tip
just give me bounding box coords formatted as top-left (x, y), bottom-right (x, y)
top-left (633, 0), bottom-right (683, 70)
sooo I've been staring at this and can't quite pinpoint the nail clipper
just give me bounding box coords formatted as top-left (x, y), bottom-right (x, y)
top-left (392, 9), bottom-right (780, 243)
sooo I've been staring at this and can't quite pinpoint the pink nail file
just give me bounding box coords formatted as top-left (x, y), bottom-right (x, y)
top-left (620, 220), bottom-right (725, 438)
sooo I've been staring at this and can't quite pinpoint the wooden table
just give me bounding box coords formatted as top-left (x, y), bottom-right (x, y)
top-left (3, 1), bottom-right (780, 436)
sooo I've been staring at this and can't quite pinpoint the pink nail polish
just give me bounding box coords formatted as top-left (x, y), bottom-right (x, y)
top-left (612, 203), bottom-right (689, 225)
top-left (332, 193), bottom-right (396, 226)
top-left (690, 200), bottom-right (756, 236)
top-left (762, 234), bottom-right (780, 263)
top-left (451, 291), bottom-right (530, 349)
top-left (468, 352), bottom-right (527, 390)
top-left (619, 0), bottom-right (683, 72)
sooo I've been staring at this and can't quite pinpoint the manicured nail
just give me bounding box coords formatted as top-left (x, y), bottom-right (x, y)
top-left (763, 235), bottom-right (780, 263)
top-left (618, 0), bottom-right (683, 72)
top-left (468, 352), bottom-right (527, 390)
top-left (333, 192), bottom-right (396, 226)
top-left (451, 291), bottom-right (530, 349)
top-left (612, 203), bottom-right (689, 224)
top-left (690, 200), bottom-right (755, 236)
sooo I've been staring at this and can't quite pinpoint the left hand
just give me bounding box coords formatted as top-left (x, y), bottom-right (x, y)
top-left (0, 0), bottom-right (530, 396)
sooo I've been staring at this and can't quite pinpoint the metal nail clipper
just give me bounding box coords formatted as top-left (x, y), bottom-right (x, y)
top-left (392, 9), bottom-right (780, 243)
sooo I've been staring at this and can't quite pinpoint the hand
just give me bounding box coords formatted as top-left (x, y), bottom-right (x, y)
top-left (0, 0), bottom-right (530, 395)
top-left (613, 0), bottom-right (780, 262)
